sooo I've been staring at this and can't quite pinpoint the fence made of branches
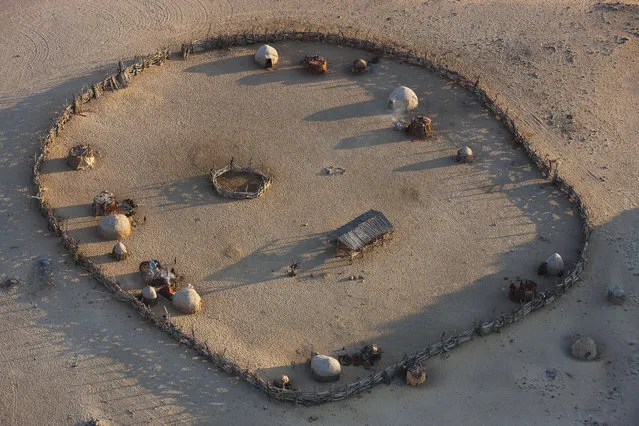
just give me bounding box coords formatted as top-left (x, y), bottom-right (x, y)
top-left (32, 30), bottom-right (590, 406)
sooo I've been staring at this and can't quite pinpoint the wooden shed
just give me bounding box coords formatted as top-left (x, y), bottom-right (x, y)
top-left (332, 210), bottom-right (393, 259)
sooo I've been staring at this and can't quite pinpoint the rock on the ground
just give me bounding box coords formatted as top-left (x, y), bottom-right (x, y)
top-left (571, 337), bottom-right (597, 360)
top-left (172, 286), bottom-right (202, 314)
top-left (255, 45), bottom-right (278, 68)
top-left (546, 253), bottom-right (564, 276)
top-left (310, 354), bottom-right (341, 382)
top-left (98, 214), bottom-right (131, 240)
top-left (388, 86), bottom-right (418, 112)
top-left (607, 285), bottom-right (626, 305)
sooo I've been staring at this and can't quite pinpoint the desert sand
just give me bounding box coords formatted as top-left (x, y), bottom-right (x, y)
top-left (1, 0), bottom-right (638, 425)
top-left (40, 40), bottom-right (583, 387)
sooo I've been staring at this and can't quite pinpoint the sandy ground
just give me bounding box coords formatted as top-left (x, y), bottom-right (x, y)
top-left (40, 41), bottom-right (582, 386)
top-left (1, 0), bottom-right (638, 424)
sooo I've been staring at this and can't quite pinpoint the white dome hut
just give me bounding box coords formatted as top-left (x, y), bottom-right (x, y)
top-left (98, 214), bottom-right (131, 240)
top-left (255, 45), bottom-right (279, 68)
top-left (172, 285), bottom-right (202, 314)
top-left (546, 253), bottom-right (564, 276)
top-left (388, 86), bottom-right (418, 112)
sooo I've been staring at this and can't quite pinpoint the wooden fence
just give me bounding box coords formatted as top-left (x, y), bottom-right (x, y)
top-left (32, 30), bottom-right (590, 406)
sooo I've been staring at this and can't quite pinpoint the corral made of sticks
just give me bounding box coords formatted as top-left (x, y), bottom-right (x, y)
top-left (210, 159), bottom-right (272, 199)
top-left (32, 29), bottom-right (591, 406)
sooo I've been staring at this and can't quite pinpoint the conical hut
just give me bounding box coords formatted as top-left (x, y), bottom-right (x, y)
top-left (67, 144), bottom-right (96, 170)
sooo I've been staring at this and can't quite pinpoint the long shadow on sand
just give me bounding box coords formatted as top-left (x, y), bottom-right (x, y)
top-left (204, 233), bottom-right (346, 294)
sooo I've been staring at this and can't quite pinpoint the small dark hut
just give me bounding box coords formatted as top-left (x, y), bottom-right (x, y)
top-left (303, 55), bottom-right (327, 74)
top-left (67, 144), bottom-right (96, 170)
top-left (332, 210), bottom-right (393, 259)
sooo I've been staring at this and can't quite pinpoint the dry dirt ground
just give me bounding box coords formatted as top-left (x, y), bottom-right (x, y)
top-left (40, 41), bottom-right (582, 387)
top-left (1, 0), bottom-right (638, 425)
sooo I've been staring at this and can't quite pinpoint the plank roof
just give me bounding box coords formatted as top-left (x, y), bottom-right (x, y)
top-left (332, 210), bottom-right (393, 251)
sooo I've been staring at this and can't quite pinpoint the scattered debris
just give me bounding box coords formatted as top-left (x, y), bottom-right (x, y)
top-left (310, 353), bottom-right (341, 382)
top-left (332, 210), bottom-right (393, 260)
top-left (288, 258), bottom-right (300, 277)
top-left (337, 344), bottom-right (383, 367)
top-left (157, 283), bottom-right (176, 300)
top-left (210, 158), bottom-right (272, 199)
top-left (388, 86), bottom-right (418, 112)
top-left (571, 336), bottom-right (597, 361)
top-left (172, 284), bottom-right (202, 314)
top-left (325, 166), bottom-right (345, 176)
top-left (456, 146), bottom-right (474, 163)
top-left (139, 259), bottom-right (176, 287)
top-left (118, 198), bottom-right (137, 217)
top-left (393, 119), bottom-right (409, 131)
top-left (67, 144), bottom-right (96, 170)
top-left (98, 214), bottom-right (132, 240)
top-left (351, 58), bottom-right (368, 75)
top-left (508, 280), bottom-right (538, 303)
top-left (303, 55), bottom-right (327, 74)
top-left (181, 43), bottom-right (193, 60)
top-left (140, 285), bottom-right (158, 306)
top-left (1, 277), bottom-right (21, 290)
top-left (407, 115), bottom-right (433, 139)
top-left (406, 362), bottom-right (427, 386)
top-left (111, 242), bottom-right (129, 261)
top-left (539, 253), bottom-right (564, 277)
top-left (255, 44), bottom-right (279, 69)
top-left (272, 374), bottom-right (295, 390)
top-left (92, 191), bottom-right (117, 216)
top-left (607, 285), bottom-right (626, 305)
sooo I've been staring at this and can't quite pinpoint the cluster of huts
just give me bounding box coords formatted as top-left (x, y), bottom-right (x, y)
top-left (61, 42), bottom-right (568, 388)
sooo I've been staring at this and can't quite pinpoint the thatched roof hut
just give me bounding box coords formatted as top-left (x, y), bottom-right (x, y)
top-left (332, 210), bottom-right (393, 259)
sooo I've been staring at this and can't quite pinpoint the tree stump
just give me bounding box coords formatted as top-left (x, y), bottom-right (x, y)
top-left (67, 145), bottom-right (96, 170)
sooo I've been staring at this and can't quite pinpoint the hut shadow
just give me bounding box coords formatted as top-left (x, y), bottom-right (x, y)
top-left (236, 66), bottom-right (345, 87)
top-left (64, 223), bottom-right (108, 245)
top-left (393, 156), bottom-right (456, 172)
top-left (112, 270), bottom-right (144, 291)
top-left (138, 174), bottom-right (233, 213)
top-left (204, 233), bottom-right (345, 293)
top-left (336, 127), bottom-right (409, 150)
top-left (183, 54), bottom-right (255, 77)
top-left (304, 99), bottom-right (383, 122)
top-left (39, 157), bottom-right (72, 174)
top-left (53, 203), bottom-right (93, 221)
